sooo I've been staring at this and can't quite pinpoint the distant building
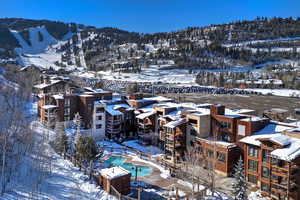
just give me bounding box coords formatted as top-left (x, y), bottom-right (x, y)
top-left (236, 79), bottom-right (284, 89)
top-left (263, 108), bottom-right (289, 122)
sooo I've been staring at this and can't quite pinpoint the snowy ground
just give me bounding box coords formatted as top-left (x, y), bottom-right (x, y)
top-left (97, 140), bottom-right (170, 179)
top-left (122, 140), bottom-right (164, 156)
top-left (245, 88), bottom-right (300, 97)
top-left (0, 101), bottom-right (115, 200)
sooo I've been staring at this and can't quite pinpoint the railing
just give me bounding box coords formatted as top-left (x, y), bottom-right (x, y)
top-left (63, 152), bottom-right (140, 200)
top-left (107, 119), bottom-right (122, 124)
top-left (110, 185), bottom-right (140, 200)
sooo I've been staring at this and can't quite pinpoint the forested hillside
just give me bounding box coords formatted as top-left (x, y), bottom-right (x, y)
top-left (0, 17), bottom-right (300, 72)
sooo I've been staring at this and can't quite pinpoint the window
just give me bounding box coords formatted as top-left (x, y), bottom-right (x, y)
top-left (271, 174), bottom-right (284, 185)
top-left (238, 125), bottom-right (246, 136)
top-left (261, 166), bottom-right (270, 178)
top-left (96, 107), bottom-right (104, 113)
top-left (271, 174), bottom-right (278, 182)
top-left (272, 158), bottom-right (285, 167)
top-left (248, 174), bottom-right (257, 184)
top-left (188, 119), bottom-right (198, 124)
top-left (220, 121), bottom-right (231, 129)
top-left (96, 124), bottom-right (102, 129)
top-left (97, 116), bottom-right (102, 121)
top-left (190, 141), bottom-right (194, 147)
top-left (208, 149), bottom-right (214, 158)
top-left (262, 149), bottom-right (269, 163)
top-left (113, 115), bottom-right (120, 120)
top-left (217, 152), bottom-right (226, 162)
top-left (64, 107), bottom-right (70, 115)
top-left (88, 104), bottom-right (92, 112)
top-left (65, 99), bottom-right (70, 106)
top-left (221, 132), bottom-right (231, 142)
top-left (190, 128), bottom-right (197, 136)
top-left (157, 111), bottom-right (163, 116)
top-left (261, 182), bottom-right (270, 192)
top-left (248, 160), bottom-right (258, 172)
top-left (248, 145), bottom-right (258, 157)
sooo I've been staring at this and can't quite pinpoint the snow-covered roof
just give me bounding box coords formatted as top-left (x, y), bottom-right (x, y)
top-left (240, 122), bottom-right (294, 146)
top-left (271, 139), bottom-right (300, 161)
top-left (42, 105), bottom-right (57, 110)
top-left (239, 122), bottom-right (300, 161)
top-left (84, 87), bottom-right (108, 93)
top-left (164, 118), bottom-right (186, 129)
top-left (79, 94), bottom-right (94, 97)
top-left (255, 122), bottom-right (294, 135)
top-left (136, 111), bottom-right (156, 120)
top-left (187, 110), bottom-right (210, 116)
top-left (100, 166), bottom-right (130, 180)
top-left (34, 80), bottom-right (62, 89)
top-left (240, 116), bottom-right (268, 122)
top-left (105, 103), bottom-right (130, 116)
top-left (52, 94), bottom-right (64, 100)
top-left (197, 137), bottom-right (237, 148)
top-left (225, 108), bottom-right (254, 115)
top-left (144, 96), bottom-right (173, 102)
top-left (265, 135), bottom-right (291, 146)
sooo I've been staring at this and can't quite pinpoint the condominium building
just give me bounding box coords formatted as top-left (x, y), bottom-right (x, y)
top-left (241, 122), bottom-right (300, 200)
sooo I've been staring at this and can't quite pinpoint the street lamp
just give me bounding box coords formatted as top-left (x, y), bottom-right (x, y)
top-left (131, 166), bottom-right (141, 183)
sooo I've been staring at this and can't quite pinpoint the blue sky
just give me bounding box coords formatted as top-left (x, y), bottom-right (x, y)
top-left (1, 0), bottom-right (300, 33)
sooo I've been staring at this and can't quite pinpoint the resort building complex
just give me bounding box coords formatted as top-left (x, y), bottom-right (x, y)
top-left (34, 75), bottom-right (300, 200)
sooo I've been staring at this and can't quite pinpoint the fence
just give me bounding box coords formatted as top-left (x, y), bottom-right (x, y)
top-left (63, 152), bottom-right (140, 200)
top-left (110, 185), bottom-right (140, 200)
top-left (63, 145), bottom-right (209, 200)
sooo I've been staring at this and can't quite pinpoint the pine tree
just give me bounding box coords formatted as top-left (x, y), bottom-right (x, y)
top-left (56, 127), bottom-right (69, 155)
top-left (76, 136), bottom-right (97, 163)
top-left (53, 122), bottom-right (69, 155)
top-left (232, 157), bottom-right (247, 200)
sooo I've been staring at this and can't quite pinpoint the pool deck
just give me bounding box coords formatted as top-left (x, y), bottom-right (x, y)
top-left (130, 157), bottom-right (178, 187)
top-left (105, 155), bottom-right (180, 189)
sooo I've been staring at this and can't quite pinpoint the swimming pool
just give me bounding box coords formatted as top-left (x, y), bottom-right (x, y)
top-left (104, 156), bottom-right (152, 177)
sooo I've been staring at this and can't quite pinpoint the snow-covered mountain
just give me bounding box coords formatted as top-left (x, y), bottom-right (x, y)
top-left (1, 17), bottom-right (300, 73)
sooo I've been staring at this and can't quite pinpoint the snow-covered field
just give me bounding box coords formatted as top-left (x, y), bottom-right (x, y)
top-left (246, 88), bottom-right (300, 97)
top-left (90, 65), bottom-right (197, 84)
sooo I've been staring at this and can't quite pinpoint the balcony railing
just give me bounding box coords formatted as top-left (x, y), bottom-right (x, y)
top-left (272, 168), bottom-right (288, 176)
top-left (107, 119), bottom-right (121, 124)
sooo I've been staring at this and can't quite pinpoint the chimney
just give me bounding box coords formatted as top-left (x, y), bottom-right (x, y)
top-left (210, 104), bottom-right (225, 116)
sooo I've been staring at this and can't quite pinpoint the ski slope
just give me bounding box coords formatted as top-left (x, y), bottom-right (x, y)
top-left (10, 26), bottom-right (78, 70)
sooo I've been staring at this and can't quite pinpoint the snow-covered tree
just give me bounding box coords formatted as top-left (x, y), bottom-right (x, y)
top-left (74, 112), bottom-right (82, 145)
top-left (232, 157), bottom-right (247, 200)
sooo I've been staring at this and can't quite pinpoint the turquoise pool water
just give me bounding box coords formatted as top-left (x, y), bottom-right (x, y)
top-left (104, 156), bottom-right (152, 177)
